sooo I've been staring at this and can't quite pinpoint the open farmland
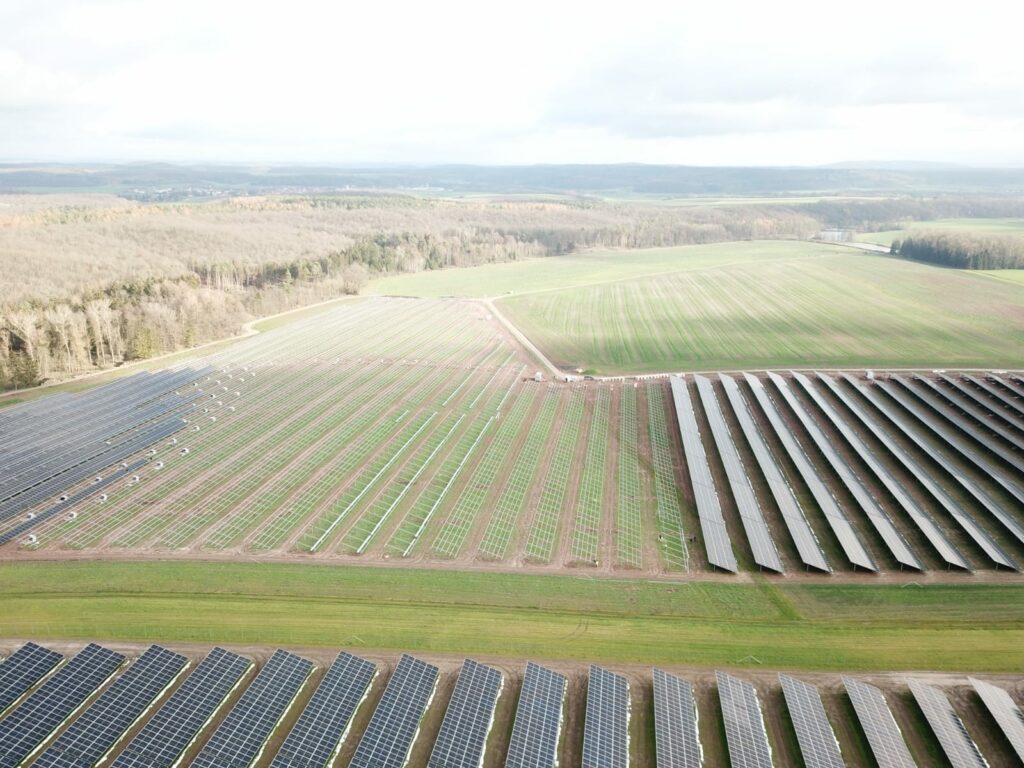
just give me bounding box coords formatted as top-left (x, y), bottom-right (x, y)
top-left (372, 240), bottom-right (1024, 373)
top-left (856, 217), bottom-right (1024, 246)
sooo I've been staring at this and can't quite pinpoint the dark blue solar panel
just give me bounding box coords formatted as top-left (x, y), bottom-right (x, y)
top-left (0, 642), bottom-right (63, 717)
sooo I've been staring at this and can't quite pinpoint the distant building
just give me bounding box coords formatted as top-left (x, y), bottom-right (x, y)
top-left (817, 228), bottom-right (854, 243)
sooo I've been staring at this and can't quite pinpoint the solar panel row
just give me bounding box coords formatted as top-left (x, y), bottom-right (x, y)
top-left (743, 373), bottom-right (875, 571)
top-left (716, 671), bottom-right (773, 768)
top-left (908, 679), bottom-right (988, 768)
top-left (349, 654), bottom-right (439, 768)
top-left (940, 375), bottom-right (1024, 443)
top-left (766, 371), bottom-right (922, 571)
top-left (34, 644), bottom-right (189, 768)
top-left (271, 651), bottom-right (376, 768)
top-left (875, 378), bottom-right (1024, 509)
top-left (581, 666), bottom-right (629, 768)
top-left (191, 649), bottom-right (314, 768)
top-left (505, 662), bottom-right (567, 768)
top-left (694, 375), bottom-right (783, 573)
top-left (969, 677), bottom-right (1024, 762)
top-left (112, 647), bottom-right (253, 768)
top-left (669, 375), bottom-right (737, 573)
top-left (843, 676), bottom-right (916, 768)
top-left (840, 375), bottom-right (1024, 550)
top-left (0, 642), bottom-right (63, 717)
top-left (792, 372), bottom-right (968, 571)
top-left (720, 373), bottom-right (829, 572)
top-left (428, 658), bottom-right (503, 768)
top-left (652, 668), bottom-right (702, 768)
top-left (0, 643), bottom-right (125, 768)
top-left (779, 674), bottom-right (843, 768)
top-left (819, 373), bottom-right (1017, 570)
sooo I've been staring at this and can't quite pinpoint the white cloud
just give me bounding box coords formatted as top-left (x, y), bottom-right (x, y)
top-left (0, 0), bottom-right (1022, 164)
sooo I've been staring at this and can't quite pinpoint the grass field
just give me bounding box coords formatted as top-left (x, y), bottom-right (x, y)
top-left (857, 217), bottom-right (1024, 246)
top-left (1, 561), bottom-right (1022, 672)
top-left (370, 240), bottom-right (1024, 373)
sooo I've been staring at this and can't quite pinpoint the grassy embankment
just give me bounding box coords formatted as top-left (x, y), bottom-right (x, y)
top-left (2, 561), bottom-right (1022, 672)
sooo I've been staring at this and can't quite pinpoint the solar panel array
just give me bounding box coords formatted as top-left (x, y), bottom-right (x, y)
top-left (271, 651), bottom-right (377, 768)
top-left (840, 374), bottom-right (1024, 551)
top-left (843, 676), bottom-right (916, 768)
top-left (428, 658), bottom-right (503, 768)
top-left (819, 373), bottom-right (1016, 570)
top-left (963, 373), bottom-right (1024, 418)
top-left (0, 642), bottom-right (63, 717)
top-left (505, 662), bottom-right (567, 768)
top-left (743, 373), bottom-right (875, 571)
top-left (652, 668), bottom-right (702, 768)
top-left (669, 375), bottom-right (737, 573)
top-left (766, 371), bottom-right (922, 571)
top-left (0, 367), bottom-right (205, 543)
top-left (34, 644), bottom-right (188, 768)
top-left (191, 649), bottom-right (314, 768)
top-left (112, 647), bottom-right (253, 768)
top-left (898, 375), bottom-right (1024, 475)
top-left (0, 643), bottom-right (125, 768)
top-left (720, 373), bottom-right (829, 572)
top-left (941, 375), bottom-right (1024, 442)
top-left (581, 666), bottom-right (630, 768)
top-left (908, 679), bottom-right (988, 768)
top-left (694, 375), bottom-right (782, 573)
top-left (350, 654), bottom-right (439, 768)
top-left (876, 378), bottom-right (1024, 509)
top-left (779, 674), bottom-right (843, 768)
top-left (969, 677), bottom-right (1024, 762)
top-left (716, 671), bottom-right (773, 768)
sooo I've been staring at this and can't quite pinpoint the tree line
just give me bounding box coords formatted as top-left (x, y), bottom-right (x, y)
top-left (895, 233), bottom-right (1024, 270)
top-left (3, 192), bottom-right (1021, 391)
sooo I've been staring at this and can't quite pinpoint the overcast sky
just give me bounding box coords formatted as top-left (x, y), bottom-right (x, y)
top-left (2, 0), bottom-right (1023, 166)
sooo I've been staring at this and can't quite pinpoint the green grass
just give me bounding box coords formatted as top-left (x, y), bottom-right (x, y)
top-left (1, 561), bottom-right (1022, 671)
top-left (369, 240), bottom-right (1024, 373)
top-left (857, 217), bottom-right (1024, 246)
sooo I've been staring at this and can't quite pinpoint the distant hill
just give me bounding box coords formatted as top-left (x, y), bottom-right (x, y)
top-left (2, 162), bottom-right (1024, 197)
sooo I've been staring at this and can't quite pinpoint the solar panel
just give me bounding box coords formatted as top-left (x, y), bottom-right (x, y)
top-left (669, 376), bottom-right (737, 573)
top-left (112, 647), bottom-right (253, 768)
top-left (0, 642), bottom-right (63, 717)
top-left (34, 645), bottom-right (189, 768)
top-left (840, 373), bottom-right (1024, 554)
top-left (818, 373), bottom-right (1016, 571)
top-left (743, 373), bottom-right (874, 572)
top-left (428, 659), bottom-right (503, 768)
top-left (716, 671), bottom-right (772, 768)
top-left (793, 371), bottom-right (970, 570)
top-left (652, 669), bottom-right (702, 768)
top-left (897, 376), bottom-right (1024, 475)
top-left (766, 371), bottom-right (922, 571)
top-left (349, 654), bottom-right (439, 768)
top-left (695, 375), bottom-right (783, 573)
top-left (191, 649), bottom-right (314, 768)
top-left (505, 662), bottom-right (567, 768)
top-left (720, 373), bottom-right (829, 572)
top-left (271, 651), bottom-right (377, 768)
top-left (842, 677), bottom-right (916, 768)
top-left (0, 643), bottom-right (125, 768)
top-left (958, 372), bottom-right (1024, 421)
top-left (581, 666), bottom-right (629, 768)
top-left (908, 679), bottom-right (988, 768)
top-left (778, 674), bottom-right (843, 768)
top-left (875, 377), bottom-right (1024, 509)
top-left (969, 677), bottom-right (1024, 762)
top-left (942, 375), bottom-right (1024, 439)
